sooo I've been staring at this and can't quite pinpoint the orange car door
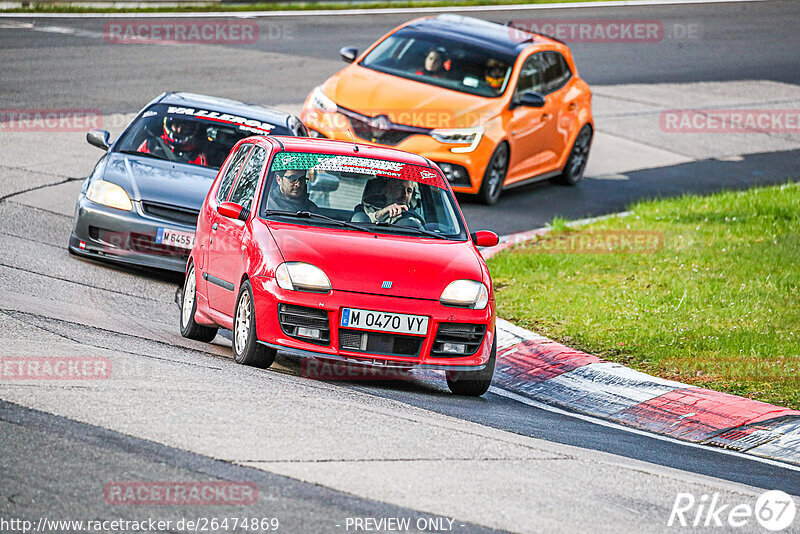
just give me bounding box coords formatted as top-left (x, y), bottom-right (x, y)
top-left (539, 51), bottom-right (579, 172)
top-left (506, 53), bottom-right (560, 183)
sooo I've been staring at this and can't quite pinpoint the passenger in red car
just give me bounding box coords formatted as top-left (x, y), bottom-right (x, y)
top-left (266, 169), bottom-right (318, 212)
top-left (137, 116), bottom-right (208, 166)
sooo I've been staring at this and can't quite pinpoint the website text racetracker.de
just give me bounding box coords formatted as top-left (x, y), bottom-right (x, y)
top-left (0, 517), bottom-right (280, 533)
top-left (104, 20), bottom-right (259, 45)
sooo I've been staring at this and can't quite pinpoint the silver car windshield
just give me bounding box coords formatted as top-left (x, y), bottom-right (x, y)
top-left (115, 104), bottom-right (291, 170)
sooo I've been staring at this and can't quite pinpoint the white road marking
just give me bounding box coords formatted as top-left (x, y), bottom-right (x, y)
top-left (0, 0), bottom-right (766, 19)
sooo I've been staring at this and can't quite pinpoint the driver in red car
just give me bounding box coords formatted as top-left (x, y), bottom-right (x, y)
top-left (137, 116), bottom-right (208, 166)
top-left (362, 179), bottom-right (420, 223)
top-left (266, 169), bottom-right (319, 212)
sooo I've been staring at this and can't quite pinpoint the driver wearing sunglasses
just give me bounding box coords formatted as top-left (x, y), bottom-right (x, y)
top-left (266, 169), bottom-right (318, 212)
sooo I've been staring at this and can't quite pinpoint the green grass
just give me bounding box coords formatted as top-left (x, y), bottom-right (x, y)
top-left (488, 183), bottom-right (800, 410)
top-left (3, 0), bottom-right (622, 14)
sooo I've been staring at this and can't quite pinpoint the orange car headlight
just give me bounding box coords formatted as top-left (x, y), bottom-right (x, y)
top-left (431, 126), bottom-right (484, 153)
top-left (309, 86), bottom-right (338, 114)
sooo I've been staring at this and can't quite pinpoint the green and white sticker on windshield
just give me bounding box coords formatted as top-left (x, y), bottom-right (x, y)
top-left (271, 152), bottom-right (446, 188)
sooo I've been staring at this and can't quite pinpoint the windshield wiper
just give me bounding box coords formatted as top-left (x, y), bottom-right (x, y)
top-left (264, 210), bottom-right (373, 233)
top-left (119, 149), bottom-right (168, 162)
top-left (368, 222), bottom-right (448, 240)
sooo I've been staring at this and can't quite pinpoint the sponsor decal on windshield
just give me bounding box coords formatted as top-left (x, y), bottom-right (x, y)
top-left (271, 152), bottom-right (447, 188)
top-left (166, 106), bottom-right (274, 134)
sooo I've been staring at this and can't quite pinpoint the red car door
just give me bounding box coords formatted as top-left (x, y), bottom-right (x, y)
top-left (205, 143), bottom-right (252, 314)
top-left (208, 144), bottom-right (268, 317)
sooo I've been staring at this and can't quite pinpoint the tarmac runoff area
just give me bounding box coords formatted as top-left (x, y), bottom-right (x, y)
top-left (474, 80), bottom-right (800, 468)
top-left (3, 80), bottom-right (800, 446)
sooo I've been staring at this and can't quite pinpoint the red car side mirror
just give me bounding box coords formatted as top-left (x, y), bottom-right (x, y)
top-left (217, 202), bottom-right (249, 221)
top-left (471, 230), bottom-right (499, 247)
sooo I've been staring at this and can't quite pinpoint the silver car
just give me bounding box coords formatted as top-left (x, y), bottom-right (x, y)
top-left (69, 91), bottom-right (306, 272)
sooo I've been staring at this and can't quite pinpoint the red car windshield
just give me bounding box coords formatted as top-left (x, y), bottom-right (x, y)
top-left (260, 151), bottom-right (467, 240)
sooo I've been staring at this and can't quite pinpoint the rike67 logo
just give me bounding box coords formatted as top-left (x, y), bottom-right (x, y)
top-left (668, 490), bottom-right (796, 531)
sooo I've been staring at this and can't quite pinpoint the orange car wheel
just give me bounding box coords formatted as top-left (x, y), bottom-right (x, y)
top-left (477, 143), bottom-right (509, 205)
top-left (552, 124), bottom-right (593, 186)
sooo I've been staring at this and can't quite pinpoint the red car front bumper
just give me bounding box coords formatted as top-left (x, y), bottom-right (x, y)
top-left (250, 275), bottom-right (494, 370)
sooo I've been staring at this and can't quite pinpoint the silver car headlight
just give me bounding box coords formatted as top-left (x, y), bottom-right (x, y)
top-left (275, 262), bottom-right (331, 292)
top-left (86, 180), bottom-right (133, 211)
top-left (309, 86), bottom-right (338, 113)
top-left (431, 126), bottom-right (484, 153)
top-left (440, 279), bottom-right (489, 309)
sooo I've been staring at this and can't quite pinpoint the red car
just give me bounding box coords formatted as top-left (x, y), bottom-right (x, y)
top-left (180, 136), bottom-right (500, 395)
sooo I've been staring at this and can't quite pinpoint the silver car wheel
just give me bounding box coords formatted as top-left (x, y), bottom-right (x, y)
top-left (234, 291), bottom-right (251, 354)
top-left (181, 267), bottom-right (196, 329)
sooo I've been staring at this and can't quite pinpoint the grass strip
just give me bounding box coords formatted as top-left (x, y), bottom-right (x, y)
top-left (488, 182), bottom-right (800, 409)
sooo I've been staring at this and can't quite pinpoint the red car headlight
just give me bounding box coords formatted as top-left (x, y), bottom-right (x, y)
top-left (440, 279), bottom-right (489, 310)
top-left (275, 262), bottom-right (331, 293)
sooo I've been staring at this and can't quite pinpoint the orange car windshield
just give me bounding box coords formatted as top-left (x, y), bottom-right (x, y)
top-left (360, 29), bottom-right (515, 97)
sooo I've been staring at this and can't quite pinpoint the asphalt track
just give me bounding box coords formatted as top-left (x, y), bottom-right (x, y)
top-left (1, 1), bottom-right (800, 532)
top-left (2, 0), bottom-right (800, 234)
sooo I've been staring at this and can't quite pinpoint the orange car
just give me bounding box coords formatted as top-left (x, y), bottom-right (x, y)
top-left (300, 15), bottom-right (593, 205)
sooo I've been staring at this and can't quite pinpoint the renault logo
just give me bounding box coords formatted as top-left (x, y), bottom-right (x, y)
top-left (369, 115), bottom-right (390, 131)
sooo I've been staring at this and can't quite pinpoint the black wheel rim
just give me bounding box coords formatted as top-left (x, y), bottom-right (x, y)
top-left (487, 145), bottom-right (508, 199)
top-left (569, 128), bottom-right (591, 179)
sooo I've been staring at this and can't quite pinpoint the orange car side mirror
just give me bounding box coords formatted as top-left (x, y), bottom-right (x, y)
top-left (339, 47), bottom-right (358, 63)
top-left (518, 92), bottom-right (546, 108)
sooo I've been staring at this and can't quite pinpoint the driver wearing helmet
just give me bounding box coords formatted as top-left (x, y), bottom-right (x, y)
top-left (485, 59), bottom-right (508, 94)
top-left (137, 116), bottom-right (208, 166)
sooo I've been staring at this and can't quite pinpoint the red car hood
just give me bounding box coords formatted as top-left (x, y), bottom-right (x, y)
top-left (268, 223), bottom-right (483, 299)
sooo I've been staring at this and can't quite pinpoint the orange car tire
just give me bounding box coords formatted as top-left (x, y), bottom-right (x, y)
top-left (551, 124), bottom-right (593, 186)
top-left (477, 142), bottom-right (509, 205)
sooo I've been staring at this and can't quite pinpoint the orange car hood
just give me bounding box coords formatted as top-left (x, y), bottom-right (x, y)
top-left (324, 66), bottom-right (501, 129)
